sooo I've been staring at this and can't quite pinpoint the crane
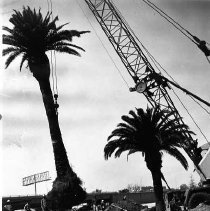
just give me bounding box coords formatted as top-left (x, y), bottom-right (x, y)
top-left (84, 0), bottom-right (210, 178)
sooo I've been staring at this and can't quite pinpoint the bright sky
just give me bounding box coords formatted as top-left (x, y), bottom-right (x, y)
top-left (1, 0), bottom-right (210, 196)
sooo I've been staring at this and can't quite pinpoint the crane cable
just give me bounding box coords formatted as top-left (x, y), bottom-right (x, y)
top-left (140, 30), bottom-right (210, 146)
top-left (171, 88), bottom-right (210, 146)
top-left (138, 40), bottom-right (210, 117)
top-left (138, 0), bottom-right (210, 64)
top-left (139, 0), bottom-right (196, 44)
top-left (47, 0), bottom-right (59, 113)
top-left (112, 0), bottom-right (210, 116)
top-left (76, 0), bottom-right (130, 90)
top-left (143, 0), bottom-right (210, 48)
top-left (111, 0), bottom-right (210, 145)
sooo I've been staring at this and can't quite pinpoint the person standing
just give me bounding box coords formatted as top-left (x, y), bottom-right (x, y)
top-left (193, 36), bottom-right (210, 63)
top-left (24, 203), bottom-right (31, 211)
top-left (3, 200), bottom-right (13, 211)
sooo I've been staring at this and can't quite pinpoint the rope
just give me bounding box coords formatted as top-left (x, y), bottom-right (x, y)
top-left (46, 0), bottom-right (59, 114)
top-left (206, 56), bottom-right (210, 64)
top-left (54, 50), bottom-right (58, 95)
top-left (190, 97), bottom-right (210, 116)
top-left (83, 0), bottom-right (209, 146)
top-left (115, 0), bottom-right (210, 117)
top-left (46, 0), bottom-right (50, 12)
top-left (48, 0), bottom-right (58, 95)
top-left (76, 0), bottom-right (130, 90)
top-left (141, 44), bottom-right (210, 117)
top-left (50, 49), bottom-right (55, 95)
top-left (138, 0), bottom-right (210, 62)
top-left (47, 0), bottom-right (56, 96)
top-left (139, 0), bottom-right (196, 44)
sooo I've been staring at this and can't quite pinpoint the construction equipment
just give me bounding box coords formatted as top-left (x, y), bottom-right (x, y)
top-left (84, 0), bottom-right (209, 175)
top-left (84, 0), bottom-right (210, 209)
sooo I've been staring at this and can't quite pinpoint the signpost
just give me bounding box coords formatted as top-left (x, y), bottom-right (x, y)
top-left (22, 171), bottom-right (51, 195)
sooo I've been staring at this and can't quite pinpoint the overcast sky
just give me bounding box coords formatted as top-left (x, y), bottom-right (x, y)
top-left (0, 0), bottom-right (210, 196)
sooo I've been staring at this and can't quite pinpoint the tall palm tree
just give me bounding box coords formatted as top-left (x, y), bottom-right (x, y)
top-left (3, 7), bottom-right (89, 210)
top-left (104, 106), bottom-right (194, 211)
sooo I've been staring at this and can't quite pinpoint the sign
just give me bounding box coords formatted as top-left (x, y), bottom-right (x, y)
top-left (23, 171), bottom-right (51, 186)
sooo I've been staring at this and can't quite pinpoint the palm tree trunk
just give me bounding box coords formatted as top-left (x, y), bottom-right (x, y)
top-left (29, 56), bottom-right (72, 178)
top-left (145, 151), bottom-right (165, 211)
top-left (151, 170), bottom-right (165, 211)
top-left (29, 57), bottom-right (86, 209)
top-left (38, 78), bottom-right (72, 178)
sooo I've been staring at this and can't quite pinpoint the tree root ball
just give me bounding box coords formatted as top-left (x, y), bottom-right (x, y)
top-left (45, 175), bottom-right (87, 210)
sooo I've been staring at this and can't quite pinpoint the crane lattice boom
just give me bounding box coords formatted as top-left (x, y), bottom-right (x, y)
top-left (85, 0), bottom-right (204, 176)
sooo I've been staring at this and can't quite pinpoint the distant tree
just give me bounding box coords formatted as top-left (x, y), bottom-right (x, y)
top-left (180, 184), bottom-right (188, 191)
top-left (119, 188), bottom-right (129, 194)
top-left (104, 106), bottom-right (193, 211)
top-left (127, 184), bottom-right (142, 193)
top-left (189, 175), bottom-right (197, 189)
top-left (198, 179), bottom-right (203, 187)
top-left (141, 186), bottom-right (154, 192)
top-left (91, 189), bottom-right (102, 193)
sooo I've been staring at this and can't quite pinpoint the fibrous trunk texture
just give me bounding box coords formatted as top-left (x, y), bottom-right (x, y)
top-left (30, 58), bottom-right (86, 210)
top-left (145, 151), bottom-right (165, 211)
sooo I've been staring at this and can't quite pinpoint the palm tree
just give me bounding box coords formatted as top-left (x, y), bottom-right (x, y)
top-left (104, 106), bottom-right (194, 211)
top-left (3, 7), bottom-right (89, 210)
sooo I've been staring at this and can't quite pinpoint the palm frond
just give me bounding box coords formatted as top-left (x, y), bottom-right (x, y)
top-left (104, 140), bottom-right (120, 160)
top-left (5, 50), bottom-right (22, 68)
top-left (105, 106), bottom-right (192, 175)
top-left (56, 30), bottom-right (90, 42)
top-left (3, 6), bottom-right (89, 68)
top-left (127, 149), bottom-right (139, 161)
top-left (3, 47), bottom-right (18, 56)
top-left (162, 147), bottom-right (188, 170)
top-left (2, 26), bottom-right (13, 34)
top-left (128, 109), bottom-right (139, 121)
top-left (117, 122), bottom-right (136, 132)
top-left (69, 30), bottom-right (90, 37)
top-left (107, 127), bottom-right (133, 141)
top-left (136, 108), bottom-right (145, 118)
top-left (48, 42), bottom-right (85, 52)
top-left (121, 115), bottom-right (138, 129)
top-left (3, 35), bottom-right (19, 47)
top-left (114, 147), bottom-right (129, 158)
top-left (53, 46), bottom-right (81, 56)
top-left (56, 22), bottom-right (69, 31)
top-left (19, 53), bottom-right (29, 71)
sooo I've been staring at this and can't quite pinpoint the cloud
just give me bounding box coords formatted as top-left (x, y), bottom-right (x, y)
top-left (1, 137), bottom-right (22, 148)
top-left (1, 0), bottom-right (209, 196)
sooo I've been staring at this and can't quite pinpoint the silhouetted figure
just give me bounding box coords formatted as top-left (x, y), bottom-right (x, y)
top-left (193, 36), bottom-right (210, 64)
top-left (24, 203), bottom-right (31, 211)
top-left (3, 200), bottom-right (12, 211)
top-left (41, 196), bottom-right (49, 211)
top-left (193, 36), bottom-right (210, 56)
